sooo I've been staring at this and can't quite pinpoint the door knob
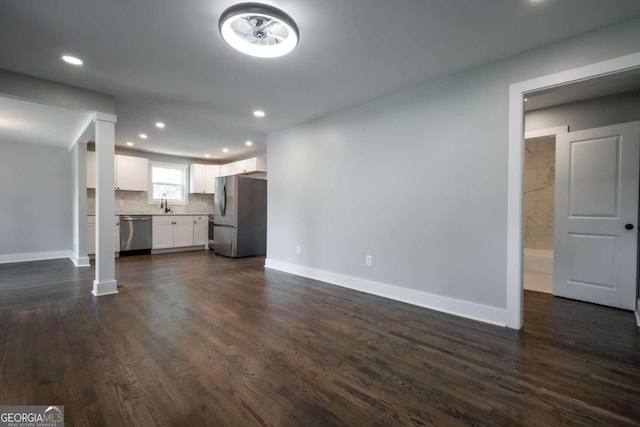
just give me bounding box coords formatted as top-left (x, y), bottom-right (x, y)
top-left (625, 223), bottom-right (634, 230)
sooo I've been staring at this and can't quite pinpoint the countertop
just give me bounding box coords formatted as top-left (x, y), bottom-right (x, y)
top-left (88, 213), bottom-right (212, 216)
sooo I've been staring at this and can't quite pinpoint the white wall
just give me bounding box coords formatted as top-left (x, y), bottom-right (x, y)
top-left (0, 140), bottom-right (73, 260)
top-left (266, 17), bottom-right (640, 324)
top-left (526, 89), bottom-right (640, 132)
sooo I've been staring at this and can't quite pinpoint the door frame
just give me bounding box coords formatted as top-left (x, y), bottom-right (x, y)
top-left (506, 51), bottom-right (640, 329)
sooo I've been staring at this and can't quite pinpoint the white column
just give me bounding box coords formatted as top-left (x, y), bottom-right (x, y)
top-left (92, 112), bottom-right (118, 296)
top-left (71, 142), bottom-right (90, 267)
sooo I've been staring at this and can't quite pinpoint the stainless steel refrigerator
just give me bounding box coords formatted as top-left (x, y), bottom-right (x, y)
top-left (212, 175), bottom-right (267, 258)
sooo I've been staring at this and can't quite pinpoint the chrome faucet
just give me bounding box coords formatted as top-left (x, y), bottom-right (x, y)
top-left (160, 193), bottom-right (171, 213)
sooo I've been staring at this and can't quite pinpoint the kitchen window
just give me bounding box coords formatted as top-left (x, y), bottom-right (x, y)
top-left (148, 162), bottom-right (189, 205)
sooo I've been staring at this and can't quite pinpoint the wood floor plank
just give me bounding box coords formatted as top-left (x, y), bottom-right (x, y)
top-left (1, 252), bottom-right (639, 426)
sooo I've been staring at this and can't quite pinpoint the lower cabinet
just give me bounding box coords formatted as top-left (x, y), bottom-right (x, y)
top-left (152, 216), bottom-right (195, 249)
top-left (193, 215), bottom-right (208, 246)
top-left (88, 216), bottom-right (120, 255)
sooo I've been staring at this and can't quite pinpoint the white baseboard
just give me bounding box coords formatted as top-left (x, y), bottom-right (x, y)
top-left (69, 254), bottom-right (91, 267)
top-left (92, 279), bottom-right (118, 296)
top-left (0, 250), bottom-right (72, 265)
top-left (265, 259), bottom-right (507, 327)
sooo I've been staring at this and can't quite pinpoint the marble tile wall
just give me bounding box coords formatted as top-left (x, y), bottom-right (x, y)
top-left (524, 137), bottom-right (555, 250)
top-left (88, 190), bottom-right (214, 215)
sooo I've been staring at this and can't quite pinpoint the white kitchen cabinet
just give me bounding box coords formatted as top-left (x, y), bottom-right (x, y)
top-left (152, 216), bottom-right (176, 249)
top-left (174, 216), bottom-right (195, 247)
top-left (205, 165), bottom-right (221, 193)
top-left (115, 216), bottom-right (120, 251)
top-left (190, 164), bottom-right (207, 193)
top-left (153, 216), bottom-right (195, 249)
top-left (220, 156), bottom-right (267, 176)
top-left (190, 164), bottom-right (221, 194)
top-left (87, 153), bottom-right (148, 191)
top-left (88, 216), bottom-right (120, 255)
top-left (87, 151), bottom-right (96, 189)
top-left (220, 162), bottom-right (236, 177)
top-left (88, 217), bottom-right (95, 254)
top-left (115, 154), bottom-right (148, 191)
top-left (193, 215), bottom-right (208, 246)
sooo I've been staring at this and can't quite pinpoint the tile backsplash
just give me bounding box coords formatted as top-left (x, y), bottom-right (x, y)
top-left (88, 190), bottom-right (214, 215)
top-left (524, 137), bottom-right (555, 250)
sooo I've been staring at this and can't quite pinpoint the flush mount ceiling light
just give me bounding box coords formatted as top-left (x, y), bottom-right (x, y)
top-left (253, 110), bottom-right (266, 117)
top-left (155, 122), bottom-right (165, 129)
top-left (245, 140), bottom-right (253, 146)
top-left (219, 3), bottom-right (299, 58)
top-left (139, 133), bottom-right (148, 139)
top-left (61, 55), bottom-right (83, 66)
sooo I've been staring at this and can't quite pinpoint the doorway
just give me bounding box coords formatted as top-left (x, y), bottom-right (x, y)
top-left (506, 52), bottom-right (640, 329)
top-left (522, 133), bottom-right (558, 295)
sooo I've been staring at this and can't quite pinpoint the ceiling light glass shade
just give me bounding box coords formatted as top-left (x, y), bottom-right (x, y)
top-left (219, 3), bottom-right (299, 58)
top-left (62, 55), bottom-right (83, 65)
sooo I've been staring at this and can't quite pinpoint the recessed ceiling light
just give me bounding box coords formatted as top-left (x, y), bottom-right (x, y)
top-left (204, 154), bottom-right (210, 158)
top-left (219, 3), bottom-right (299, 58)
top-left (222, 148), bottom-right (229, 153)
top-left (524, 98), bottom-right (528, 102)
top-left (62, 55), bottom-right (83, 66)
top-left (253, 110), bottom-right (265, 118)
top-left (155, 122), bottom-right (165, 129)
top-left (126, 142), bottom-right (134, 146)
top-left (139, 133), bottom-right (148, 139)
top-left (245, 140), bottom-right (253, 146)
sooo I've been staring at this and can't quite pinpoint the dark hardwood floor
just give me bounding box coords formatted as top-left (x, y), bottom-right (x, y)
top-left (1, 251), bottom-right (639, 426)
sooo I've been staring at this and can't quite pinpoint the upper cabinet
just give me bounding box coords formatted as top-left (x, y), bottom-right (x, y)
top-left (220, 156), bottom-right (267, 176)
top-left (116, 155), bottom-right (148, 191)
top-left (87, 152), bottom-right (148, 191)
top-left (190, 164), bottom-right (221, 194)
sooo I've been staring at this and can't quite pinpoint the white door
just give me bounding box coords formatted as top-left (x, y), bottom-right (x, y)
top-left (554, 121), bottom-right (640, 310)
top-left (173, 217), bottom-right (195, 247)
top-left (115, 155), bottom-right (149, 191)
top-left (152, 218), bottom-right (175, 249)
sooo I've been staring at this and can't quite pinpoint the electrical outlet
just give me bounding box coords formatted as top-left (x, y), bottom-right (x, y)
top-left (296, 245), bottom-right (301, 255)
top-left (365, 255), bottom-right (372, 266)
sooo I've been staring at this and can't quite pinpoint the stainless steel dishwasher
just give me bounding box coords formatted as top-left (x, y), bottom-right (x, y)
top-left (119, 216), bottom-right (152, 255)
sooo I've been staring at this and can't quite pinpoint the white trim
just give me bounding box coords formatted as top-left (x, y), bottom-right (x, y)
top-left (0, 251), bottom-right (72, 264)
top-left (92, 279), bottom-right (118, 296)
top-left (69, 255), bottom-right (91, 267)
top-left (265, 259), bottom-right (507, 327)
top-left (636, 299), bottom-right (640, 327)
top-left (68, 115), bottom-right (95, 151)
top-left (94, 111), bottom-right (117, 124)
top-left (507, 51), bottom-right (640, 330)
top-left (524, 126), bottom-right (569, 140)
top-left (148, 161), bottom-right (189, 206)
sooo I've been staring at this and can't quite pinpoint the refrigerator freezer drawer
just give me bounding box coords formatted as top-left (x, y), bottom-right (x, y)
top-left (213, 225), bottom-right (237, 257)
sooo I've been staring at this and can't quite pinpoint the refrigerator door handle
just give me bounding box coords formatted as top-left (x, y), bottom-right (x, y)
top-left (222, 182), bottom-right (227, 217)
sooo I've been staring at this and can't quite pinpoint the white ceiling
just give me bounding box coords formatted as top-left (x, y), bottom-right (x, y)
top-left (1, 0), bottom-right (640, 160)
top-left (0, 97), bottom-right (92, 148)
